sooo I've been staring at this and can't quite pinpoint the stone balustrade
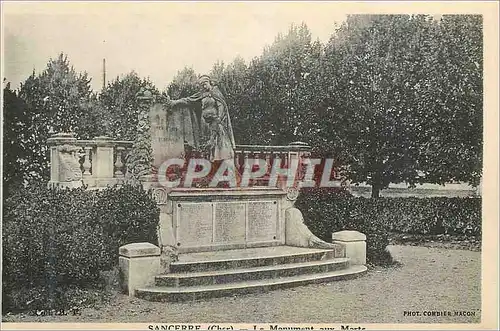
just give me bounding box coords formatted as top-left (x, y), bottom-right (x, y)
top-left (47, 133), bottom-right (133, 189)
top-left (47, 133), bottom-right (311, 189)
top-left (233, 142), bottom-right (311, 187)
top-left (234, 142), bottom-right (311, 168)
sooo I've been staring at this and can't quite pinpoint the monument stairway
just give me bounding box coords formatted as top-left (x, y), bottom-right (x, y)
top-left (135, 246), bottom-right (367, 302)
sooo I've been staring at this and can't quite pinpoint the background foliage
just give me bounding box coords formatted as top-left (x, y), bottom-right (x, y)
top-left (156, 16), bottom-right (482, 197)
top-left (296, 189), bottom-right (481, 264)
top-left (4, 54), bottom-right (93, 187)
top-left (98, 72), bottom-right (159, 141)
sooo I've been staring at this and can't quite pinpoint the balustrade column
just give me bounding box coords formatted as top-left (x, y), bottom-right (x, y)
top-left (82, 147), bottom-right (92, 176)
top-left (234, 152), bottom-right (241, 172)
top-left (115, 146), bottom-right (125, 177)
top-left (252, 151), bottom-right (261, 176)
top-left (81, 145), bottom-right (96, 187)
top-left (288, 142), bottom-right (310, 188)
top-left (47, 139), bottom-right (62, 186)
top-left (243, 151), bottom-right (250, 170)
top-left (264, 151), bottom-right (271, 174)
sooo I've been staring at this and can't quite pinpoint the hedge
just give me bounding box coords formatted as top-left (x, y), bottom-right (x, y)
top-left (91, 184), bottom-right (160, 270)
top-left (2, 184), bottom-right (159, 313)
top-left (295, 188), bottom-right (481, 265)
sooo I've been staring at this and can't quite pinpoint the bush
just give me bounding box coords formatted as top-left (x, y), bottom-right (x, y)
top-left (92, 184), bottom-right (160, 270)
top-left (2, 183), bottom-right (159, 313)
top-left (295, 191), bottom-right (393, 266)
top-left (3, 286), bottom-right (110, 314)
top-left (3, 187), bottom-right (105, 287)
top-left (295, 189), bottom-right (481, 266)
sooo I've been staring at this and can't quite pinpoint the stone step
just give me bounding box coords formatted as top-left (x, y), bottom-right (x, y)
top-left (156, 258), bottom-right (350, 287)
top-left (137, 265), bottom-right (367, 302)
top-left (170, 246), bottom-right (337, 273)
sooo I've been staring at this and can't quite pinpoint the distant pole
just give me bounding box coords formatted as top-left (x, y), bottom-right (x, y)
top-left (102, 58), bottom-right (106, 90)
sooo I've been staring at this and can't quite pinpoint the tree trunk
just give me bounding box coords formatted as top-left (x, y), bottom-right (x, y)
top-left (371, 182), bottom-right (381, 198)
top-left (371, 166), bottom-right (383, 198)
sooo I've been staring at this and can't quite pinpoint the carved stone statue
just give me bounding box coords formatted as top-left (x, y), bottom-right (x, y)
top-left (165, 75), bottom-right (236, 162)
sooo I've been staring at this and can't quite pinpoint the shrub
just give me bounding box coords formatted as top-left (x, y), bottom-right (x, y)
top-left (3, 286), bottom-right (110, 314)
top-left (2, 186), bottom-right (108, 312)
top-left (2, 183), bottom-right (160, 313)
top-left (3, 186), bottom-right (106, 287)
top-left (295, 192), bottom-right (393, 266)
top-left (358, 197), bottom-right (482, 237)
top-left (295, 189), bottom-right (481, 266)
top-left (92, 184), bottom-right (160, 270)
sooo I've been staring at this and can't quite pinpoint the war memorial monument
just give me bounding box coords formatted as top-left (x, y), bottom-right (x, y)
top-left (46, 74), bottom-right (368, 302)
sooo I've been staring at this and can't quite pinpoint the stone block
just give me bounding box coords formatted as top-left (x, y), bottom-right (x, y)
top-left (332, 230), bottom-right (366, 265)
top-left (332, 230), bottom-right (366, 242)
top-left (119, 242), bottom-right (160, 296)
top-left (158, 212), bottom-right (176, 247)
top-left (247, 201), bottom-right (278, 242)
top-left (93, 136), bottom-right (114, 179)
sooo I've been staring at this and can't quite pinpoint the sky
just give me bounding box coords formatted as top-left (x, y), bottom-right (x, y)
top-left (2, 1), bottom-right (488, 93)
top-left (2, 2), bottom-right (352, 92)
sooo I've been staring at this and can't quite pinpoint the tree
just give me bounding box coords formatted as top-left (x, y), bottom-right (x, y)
top-left (98, 71), bottom-right (158, 141)
top-left (166, 67), bottom-right (199, 100)
top-left (209, 60), bottom-right (226, 86)
top-left (417, 15), bottom-right (483, 187)
top-left (319, 14), bottom-right (483, 197)
top-left (224, 23), bottom-right (324, 146)
top-left (320, 15), bottom-right (440, 197)
top-left (16, 53), bottom-right (93, 183)
top-left (3, 82), bottom-right (29, 192)
top-left (209, 57), bottom-right (253, 145)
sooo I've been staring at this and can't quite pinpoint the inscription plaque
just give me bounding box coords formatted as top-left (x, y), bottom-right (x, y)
top-left (214, 202), bottom-right (246, 243)
top-left (247, 201), bottom-right (278, 242)
top-left (176, 202), bottom-right (213, 247)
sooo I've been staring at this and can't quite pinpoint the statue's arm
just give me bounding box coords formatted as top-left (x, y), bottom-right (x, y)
top-left (170, 98), bottom-right (187, 107)
top-left (166, 96), bottom-right (197, 109)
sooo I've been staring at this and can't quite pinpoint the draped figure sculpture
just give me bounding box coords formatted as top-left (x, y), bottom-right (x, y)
top-left (165, 75), bottom-right (236, 162)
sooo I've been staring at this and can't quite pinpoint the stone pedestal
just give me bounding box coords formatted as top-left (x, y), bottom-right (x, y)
top-left (47, 133), bottom-right (84, 189)
top-left (119, 243), bottom-right (160, 296)
top-left (93, 136), bottom-right (115, 186)
top-left (332, 230), bottom-right (366, 265)
top-left (157, 187), bottom-right (287, 253)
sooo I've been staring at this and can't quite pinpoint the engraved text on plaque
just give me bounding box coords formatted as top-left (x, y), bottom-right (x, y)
top-left (214, 202), bottom-right (246, 243)
top-left (176, 202), bottom-right (213, 247)
top-left (247, 201), bottom-right (278, 242)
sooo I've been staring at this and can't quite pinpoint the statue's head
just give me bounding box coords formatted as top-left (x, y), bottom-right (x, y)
top-left (198, 75), bottom-right (212, 91)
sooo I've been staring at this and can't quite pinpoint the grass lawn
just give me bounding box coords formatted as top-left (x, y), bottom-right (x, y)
top-left (2, 245), bottom-right (481, 324)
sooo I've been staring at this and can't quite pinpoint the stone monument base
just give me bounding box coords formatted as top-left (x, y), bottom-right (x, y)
top-left (119, 187), bottom-right (368, 300)
top-left (155, 187), bottom-right (289, 254)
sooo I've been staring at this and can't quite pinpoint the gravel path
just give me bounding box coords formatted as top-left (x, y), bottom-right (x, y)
top-left (2, 245), bottom-right (481, 324)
